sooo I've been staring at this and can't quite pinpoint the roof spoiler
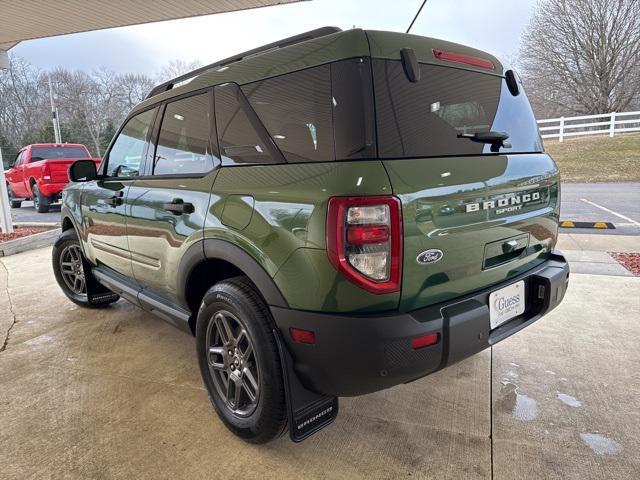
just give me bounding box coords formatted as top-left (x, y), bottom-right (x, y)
top-left (146, 26), bottom-right (342, 99)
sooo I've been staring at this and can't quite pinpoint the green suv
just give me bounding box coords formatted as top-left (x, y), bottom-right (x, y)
top-left (53, 27), bottom-right (569, 443)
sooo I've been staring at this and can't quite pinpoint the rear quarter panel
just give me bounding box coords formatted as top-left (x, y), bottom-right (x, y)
top-left (206, 161), bottom-right (401, 312)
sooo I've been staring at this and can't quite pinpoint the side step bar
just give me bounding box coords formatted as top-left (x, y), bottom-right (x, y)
top-left (92, 266), bottom-right (192, 333)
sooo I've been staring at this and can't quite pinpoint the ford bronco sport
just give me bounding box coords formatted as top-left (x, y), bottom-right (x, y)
top-left (53, 27), bottom-right (569, 444)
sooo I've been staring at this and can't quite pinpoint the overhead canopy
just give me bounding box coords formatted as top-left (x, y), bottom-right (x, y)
top-left (0, 0), bottom-right (302, 53)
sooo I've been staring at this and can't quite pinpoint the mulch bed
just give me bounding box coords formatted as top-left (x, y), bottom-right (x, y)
top-left (609, 252), bottom-right (640, 277)
top-left (0, 227), bottom-right (52, 243)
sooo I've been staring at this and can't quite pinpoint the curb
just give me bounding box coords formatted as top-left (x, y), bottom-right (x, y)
top-left (13, 222), bottom-right (60, 228)
top-left (0, 228), bottom-right (61, 257)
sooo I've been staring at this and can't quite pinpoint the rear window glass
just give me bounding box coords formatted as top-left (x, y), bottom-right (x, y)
top-left (373, 60), bottom-right (542, 158)
top-left (31, 147), bottom-right (88, 160)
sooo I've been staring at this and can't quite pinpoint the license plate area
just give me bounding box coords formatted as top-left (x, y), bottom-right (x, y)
top-left (489, 280), bottom-right (525, 329)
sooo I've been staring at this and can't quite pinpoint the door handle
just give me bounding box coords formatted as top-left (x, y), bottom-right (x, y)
top-left (163, 199), bottom-right (194, 215)
top-left (502, 239), bottom-right (520, 253)
top-left (104, 191), bottom-right (124, 207)
top-left (104, 196), bottom-right (123, 207)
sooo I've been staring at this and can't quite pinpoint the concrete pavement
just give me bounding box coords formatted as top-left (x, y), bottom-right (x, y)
top-left (1, 245), bottom-right (639, 479)
top-left (556, 233), bottom-right (640, 276)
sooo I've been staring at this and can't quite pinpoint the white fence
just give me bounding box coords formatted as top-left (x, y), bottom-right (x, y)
top-left (537, 111), bottom-right (640, 142)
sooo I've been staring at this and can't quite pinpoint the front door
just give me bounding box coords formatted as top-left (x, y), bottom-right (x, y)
top-left (6, 150), bottom-right (26, 197)
top-left (126, 91), bottom-right (218, 302)
top-left (82, 107), bottom-right (157, 279)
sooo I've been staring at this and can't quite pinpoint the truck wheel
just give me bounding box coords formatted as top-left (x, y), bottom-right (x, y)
top-left (33, 185), bottom-right (50, 213)
top-left (52, 229), bottom-right (118, 309)
top-left (6, 184), bottom-right (21, 208)
top-left (196, 277), bottom-right (287, 444)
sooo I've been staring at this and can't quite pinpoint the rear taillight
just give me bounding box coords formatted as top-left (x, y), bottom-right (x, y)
top-left (42, 163), bottom-right (51, 182)
top-left (326, 196), bottom-right (402, 294)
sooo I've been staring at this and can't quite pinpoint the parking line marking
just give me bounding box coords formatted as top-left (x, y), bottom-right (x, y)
top-left (580, 198), bottom-right (640, 228)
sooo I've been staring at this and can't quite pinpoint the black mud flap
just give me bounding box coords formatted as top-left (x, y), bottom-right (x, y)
top-left (85, 263), bottom-right (120, 306)
top-left (274, 330), bottom-right (339, 442)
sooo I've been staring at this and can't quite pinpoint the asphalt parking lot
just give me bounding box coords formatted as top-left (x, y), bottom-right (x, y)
top-left (9, 200), bottom-right (61, 224)
top-left (1, 239), bottom-right (639, 479)
top-left (560, 183), bottom-right (640, 235)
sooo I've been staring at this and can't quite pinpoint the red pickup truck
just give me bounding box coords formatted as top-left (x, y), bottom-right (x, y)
top-left (5, 143), bottom-right (99, 213)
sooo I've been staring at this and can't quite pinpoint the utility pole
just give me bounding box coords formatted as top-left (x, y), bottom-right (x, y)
top-left (48, 75), bottom-right (62, 144)
top-left (0, 54), bottom-right (14, 234)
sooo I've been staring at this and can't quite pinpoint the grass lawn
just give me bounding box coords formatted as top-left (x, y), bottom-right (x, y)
top-left (544, 133), bottom-right (640, 182)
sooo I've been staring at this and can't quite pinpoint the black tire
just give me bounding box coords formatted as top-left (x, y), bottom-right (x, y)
top-left (6, 184), bottom-right (22, 208)
top-left (52, 229), bottom-right (119, 308)
top-left (33, 185), bottom-right (50, 213)
top-left (196, 277), bottom-right (286, 443)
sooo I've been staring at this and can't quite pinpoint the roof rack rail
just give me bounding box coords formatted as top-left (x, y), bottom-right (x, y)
top-left (146, 26), bottom-right (342, 99)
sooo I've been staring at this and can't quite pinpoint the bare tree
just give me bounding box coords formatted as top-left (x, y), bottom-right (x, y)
top-left (0, 56), bottom-right (47, 147)
top-left (115, 73), bottom-right (155, 110)
top-left (156, 59), bottom-right (202, 82)
top-left (0, 56), bottom-right (202, 155)
top-left (520, 0), bottom-right (640, 117)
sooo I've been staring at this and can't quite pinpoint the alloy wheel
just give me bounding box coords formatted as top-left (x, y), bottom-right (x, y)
top-left (206, 310), bottom-right (260, 417)
top-left (59, 244), bottom-right (87, 296)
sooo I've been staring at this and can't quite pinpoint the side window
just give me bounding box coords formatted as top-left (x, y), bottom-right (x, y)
top-left (215, 82), bottom-right (281, 166)
top-left (14, 151), bottom-right (24, 167)
top-left (106, 108), bottom-right (156, 177)
top-left (153, 93), bottom-right (214, 176)
top-left (241, 65), bottom-right (334, 163)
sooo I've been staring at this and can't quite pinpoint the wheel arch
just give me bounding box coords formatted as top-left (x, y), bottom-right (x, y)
top-left (178, 239), bottom-right (289, 334)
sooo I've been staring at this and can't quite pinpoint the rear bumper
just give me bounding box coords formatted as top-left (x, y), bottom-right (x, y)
top-left (271, 251), bottom-right (569, 397)
top-left (38, 183), bottom-right (66, 197)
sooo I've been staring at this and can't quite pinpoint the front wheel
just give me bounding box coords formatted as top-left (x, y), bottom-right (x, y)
top-left (6, 184), bottom-right (22, 208)
top-left (32, 185), bottom-right (50, 213)
top-left (52, 229), bottom-right (119, 308)
top-left (196, 277), bottom-right (287, 443)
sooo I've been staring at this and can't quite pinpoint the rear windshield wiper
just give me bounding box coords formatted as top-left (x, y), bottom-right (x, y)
top-left (457, 131), bottom-right (511, 152)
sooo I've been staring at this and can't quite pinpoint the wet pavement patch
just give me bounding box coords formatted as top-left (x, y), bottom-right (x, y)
top-left (498, 381), bottom-right (538, 422)
top-left (579, 433), bottom-right (623, 455)
top-left (556, 392), bottom-right (582, 408)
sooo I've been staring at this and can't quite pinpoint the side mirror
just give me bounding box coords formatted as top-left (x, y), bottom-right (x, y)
top-left (69, 159), bottom-right (97, 182)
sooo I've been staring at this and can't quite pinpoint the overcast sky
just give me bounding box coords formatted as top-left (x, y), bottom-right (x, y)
top-left (13, 0), bottom-right (538, 74)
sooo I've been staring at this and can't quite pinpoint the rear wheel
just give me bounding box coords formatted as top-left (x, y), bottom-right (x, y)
top-left (196, 277), bottom-right (286, 443)
top-left (52, 229), bottom-right (119, 308)
top-left (32, 185), bottom-right (50, 213)
top-left (6, 184), bottom-right (22, 208)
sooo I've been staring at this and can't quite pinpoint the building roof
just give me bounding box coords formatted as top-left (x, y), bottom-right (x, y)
top-left (0, 0), bottom-right (302, 52)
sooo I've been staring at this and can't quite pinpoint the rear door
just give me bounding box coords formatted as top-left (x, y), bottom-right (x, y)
top-left (82, 107), bottom-right (157, 280)
top-left (372, 58), bottom-right (559, 311)
top-left (126, 90), bottom-right (218, 303)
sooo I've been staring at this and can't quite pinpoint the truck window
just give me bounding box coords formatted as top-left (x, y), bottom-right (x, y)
top-left (30, 146), bottom-right (88, 160)
top-left (241, 64), bottom-right (333, 163)
top-left (372, 60), bottom-right (542, 158)
top-left (153, 93), bottom-right (214, 176)
top-left (215, 82), bottom-right (282, 166)
top-left (106, 108), bottom-right (156, 177)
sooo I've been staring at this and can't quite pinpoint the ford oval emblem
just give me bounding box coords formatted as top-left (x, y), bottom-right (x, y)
top-left (416, 249), bottom-right (443, 265)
